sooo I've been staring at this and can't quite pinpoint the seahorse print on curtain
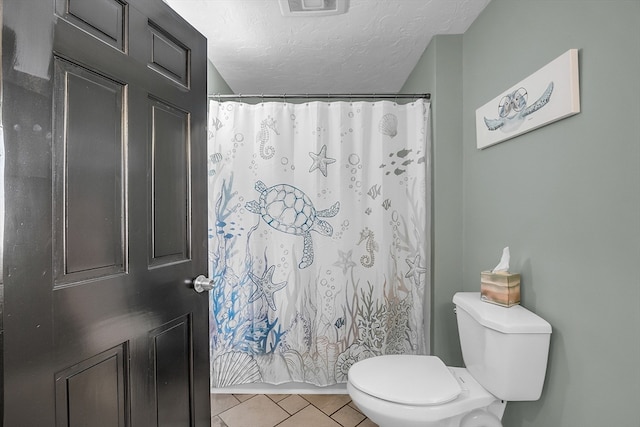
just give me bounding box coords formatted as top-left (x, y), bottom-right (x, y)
top-left (257, 116), bottom-right (279, 159)
top-left (208, 100), bottom-right (431, 387)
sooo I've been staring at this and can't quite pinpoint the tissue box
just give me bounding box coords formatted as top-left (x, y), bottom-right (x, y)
top-left (481, 271), bottom-right (521, 307)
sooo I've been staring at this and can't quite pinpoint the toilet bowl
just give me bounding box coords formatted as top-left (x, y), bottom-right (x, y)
top-left (347, 292), bottom-right (552, 427)
top-left (347, 356), bottom-right (504, 427)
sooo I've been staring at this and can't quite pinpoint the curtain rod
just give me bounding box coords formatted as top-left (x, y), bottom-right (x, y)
top-left (209, 93), bottom-right (431, 101)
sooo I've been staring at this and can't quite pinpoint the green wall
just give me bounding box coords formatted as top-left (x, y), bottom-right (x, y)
top-left (402, 35), bottom-right (464, 366)
top-left (403, 1), bottom-right (640, 426)
top-left (207, 59), bottom-right (232, 95)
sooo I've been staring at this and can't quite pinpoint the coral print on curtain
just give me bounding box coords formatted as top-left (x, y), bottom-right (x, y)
top-left (208, 99), bottom-right (431, 387)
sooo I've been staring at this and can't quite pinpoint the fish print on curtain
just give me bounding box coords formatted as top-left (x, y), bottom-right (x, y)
top-left (208, 100), bottom-right (430, 387)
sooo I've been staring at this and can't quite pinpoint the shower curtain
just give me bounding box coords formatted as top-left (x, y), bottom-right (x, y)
top-left (207, 99), bottom-right (431, 387)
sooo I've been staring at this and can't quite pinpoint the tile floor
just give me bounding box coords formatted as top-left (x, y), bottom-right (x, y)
top-left (211, 393), bottom-right (378, 427)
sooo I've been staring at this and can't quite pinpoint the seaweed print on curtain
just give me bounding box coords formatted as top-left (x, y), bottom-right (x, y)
top-left (208, 100), bottom-right (430, 387)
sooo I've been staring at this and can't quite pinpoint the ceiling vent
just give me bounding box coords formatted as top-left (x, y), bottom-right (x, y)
top-left (278, 0), bottom-right (349, 17)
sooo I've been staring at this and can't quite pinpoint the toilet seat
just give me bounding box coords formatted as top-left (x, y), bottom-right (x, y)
top-left (347, 366), bottom-right (502, 427)
top-left (348, 355), bottom-right (462, 405)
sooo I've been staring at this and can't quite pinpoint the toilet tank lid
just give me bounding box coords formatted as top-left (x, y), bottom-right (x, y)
top-left (453, 292), bottom-right (552, 334)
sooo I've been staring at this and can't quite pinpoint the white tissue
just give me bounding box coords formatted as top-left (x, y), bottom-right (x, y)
top-left (492, 247), bottom-right (510, 272)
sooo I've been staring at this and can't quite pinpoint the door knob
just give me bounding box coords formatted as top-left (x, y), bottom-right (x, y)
top-left (193, 275), bottom-right (214, 293)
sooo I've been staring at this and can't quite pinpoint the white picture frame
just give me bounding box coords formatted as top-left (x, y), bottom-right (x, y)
top-left (476, 49), bottom-right (580, 150)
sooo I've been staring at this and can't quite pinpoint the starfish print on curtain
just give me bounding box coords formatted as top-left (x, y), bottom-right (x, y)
top-left (308, 144), bottom-right (336, 177)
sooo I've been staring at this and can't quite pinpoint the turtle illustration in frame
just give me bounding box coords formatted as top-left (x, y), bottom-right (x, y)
top-left (245, 181), bottom-right (340, 269)
top-left (484, 81), bottom-right (554, 133)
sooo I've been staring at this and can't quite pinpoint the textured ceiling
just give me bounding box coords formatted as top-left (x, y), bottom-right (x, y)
top-left (165, 0), bottom-right (491, 94)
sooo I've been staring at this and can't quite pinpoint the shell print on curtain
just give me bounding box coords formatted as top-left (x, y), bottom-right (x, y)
top-left (208, 100), bottom-right (431, 387)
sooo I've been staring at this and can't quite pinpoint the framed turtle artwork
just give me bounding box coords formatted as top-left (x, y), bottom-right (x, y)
top-left (475, 49), bottom-right (580, 149)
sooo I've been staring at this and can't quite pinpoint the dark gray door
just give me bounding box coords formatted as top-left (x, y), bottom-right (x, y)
top-left (2, 0), bottom-right (209, 425)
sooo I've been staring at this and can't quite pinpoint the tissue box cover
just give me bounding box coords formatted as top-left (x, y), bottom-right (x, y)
top-left (480, 271), bottom-right (521, 307)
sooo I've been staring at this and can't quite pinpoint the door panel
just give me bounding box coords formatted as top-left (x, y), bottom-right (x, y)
top-left (53, 58), bottom-right (127, 283)
top-left (55, 344), bottom-right (128, 427)
top-left (148, 22), bottom-right (190, 87)
top-left (150, 315), bottom-right (193, 427)
top-left (56, 0), bottom-right (127, 51)
top-left (2, 1), bottom-right (209, 425)
top-left (150, 98), bottom-right (190, 265)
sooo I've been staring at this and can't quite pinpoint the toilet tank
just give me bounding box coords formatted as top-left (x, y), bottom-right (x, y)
top-left (453, 292), bottom-right (551, 401)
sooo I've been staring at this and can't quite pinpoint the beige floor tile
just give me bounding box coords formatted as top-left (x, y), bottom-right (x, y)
top-left (266, 394), bottom-right (289, 403)
top-left (356, 418), bottom-right (379, 427)
top-left (277, 394), bottom-right (310, 415)
top-left (331, 404), bottom-right (366, 427)
top-left (211, 415), bottom-right (228, 427)
top-left (348, 401), bottom-right (363, 413)
top-left (302, 394), bottom-right (352, 415)
top-left (211, 394), bottom-right (240, 416)
top-left (220, 395), bottom-right (288, 427)
top-left (233, 394), bottom-right (256, 402)
top-left (275, 405), bottom-right (342, 427)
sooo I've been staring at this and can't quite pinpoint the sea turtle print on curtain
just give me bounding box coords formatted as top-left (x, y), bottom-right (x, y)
top-left (208, 100), bottom-right (431, 387)
top-left (245, 181), bottom-right (340, 269)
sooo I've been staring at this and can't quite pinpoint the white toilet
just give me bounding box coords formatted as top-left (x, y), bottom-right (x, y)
top-left (347, 292), bottom-right (552, 427)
